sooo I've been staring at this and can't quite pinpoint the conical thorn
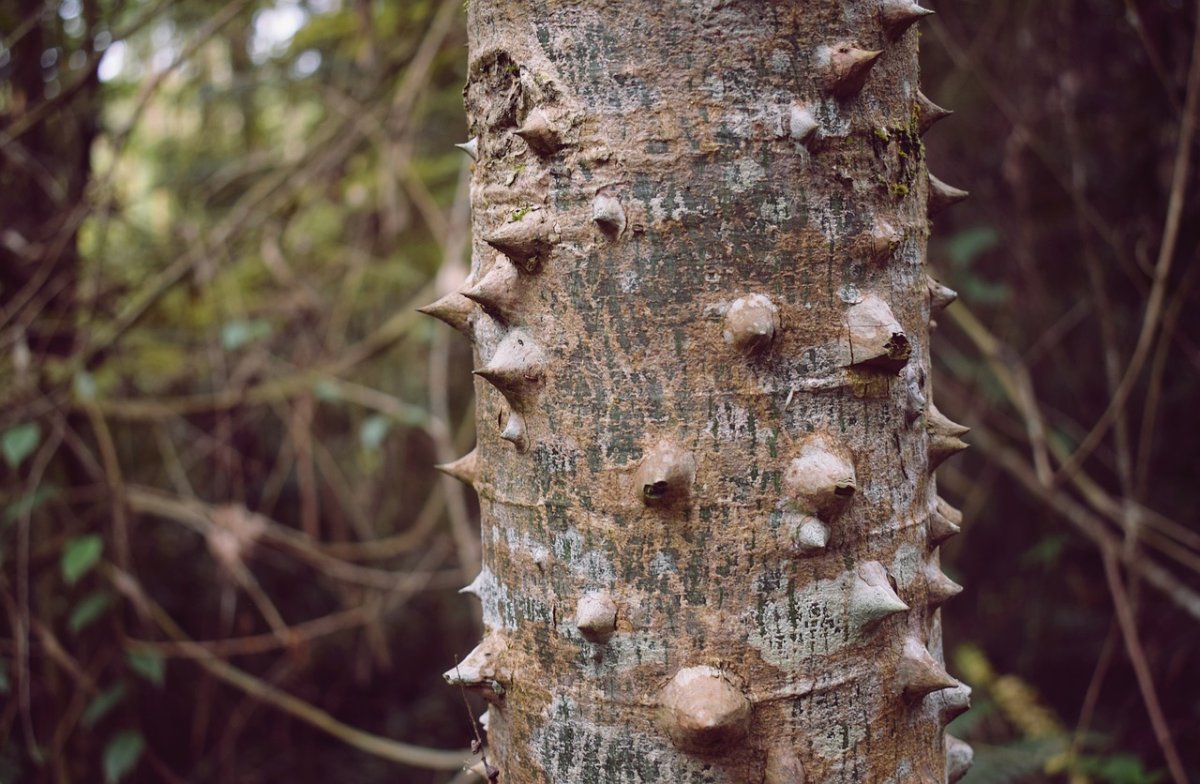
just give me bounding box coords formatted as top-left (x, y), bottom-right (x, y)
top-left (845, 294), bottom-right (911, 373)
top-left (786, 513), bottom-right (830, 556)
top-left (473, 330), bottom-right (547, 411)
top-left (924, 561), bottom-right (963, 608)
top-left (514, 108), bottom-right (563, 156)
top-left (849, 560), bottom-right (909, 633)
top-left (443, 633), bottom-right (509, 704)
top-left (927, 275), bottom-right (958, 317)
top-left (916, 90), bottom-right (953, 135)
top-left (928, 173), bottom-right (969, 216)
top-left (436, 448), bottom-right (479, 487)
top-left (484, 210), bottom-right (555, 272)
top-left (789, 103), bottom-right (820, 143)
top-left (820, 43), bottom-right (883, 99)
top-left (928, 404), bottom-right (970, 471)
top-left (499, 411), bottom-right (528, 452)
top-left (462, 257), bottom-right (522, 323)
top-left (455, 136), bottom-right (479, 160)
top-left (881, 0), bottom-right (935, 40)
top-left (417, 291), bottom-right (477, 336)
top-left (784, 434), bottom-right (858, 519)
top-left (575, 591), bottom-right (618, 644)
top-left (899, 636), bottom-right (959, 700)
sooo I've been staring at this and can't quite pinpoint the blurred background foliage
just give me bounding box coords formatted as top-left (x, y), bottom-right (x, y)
top-left (0, 0), bottom-right (1198, 782)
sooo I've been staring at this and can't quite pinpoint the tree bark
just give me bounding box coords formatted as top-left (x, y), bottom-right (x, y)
top-left (429, 1), bottom-right (972, 781)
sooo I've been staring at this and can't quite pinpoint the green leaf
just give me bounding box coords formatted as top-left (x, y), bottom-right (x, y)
top-left (3, 484), bottom-right (60, 527)
top-left (74, 372), bottom-right (98, 401)
top-left (125, 649), bottom-right (165, 688)
top-left (359, 415), bottom-right (391, 451)
top-left (945, 225), bottom-right (1000, 268)
top-left (103, 731), bottom-right (144, 783)
top-left (219, 319), bottom-right (273, 351)
top-left (81, 683), bottom-right (126, 728)
top-left (68, 591), bottom-right (113, 634)
top-left (61, 535), bottom-right (104, 586)
top-left (2, 422), bottom-right (41, 469)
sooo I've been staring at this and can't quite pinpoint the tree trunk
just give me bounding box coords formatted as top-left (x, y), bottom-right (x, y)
top-left (428, 1), bottom-right (972, 781)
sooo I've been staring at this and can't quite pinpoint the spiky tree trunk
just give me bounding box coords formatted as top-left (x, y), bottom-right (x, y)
top-left (425, 2), bottom-right (973, 781)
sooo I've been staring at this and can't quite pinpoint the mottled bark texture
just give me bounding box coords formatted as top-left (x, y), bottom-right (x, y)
top-left (428, 1), bottom-right (973, 781)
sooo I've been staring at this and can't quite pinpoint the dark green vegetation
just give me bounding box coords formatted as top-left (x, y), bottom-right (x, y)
top-left (1, 0), bottom-right (1198, 782)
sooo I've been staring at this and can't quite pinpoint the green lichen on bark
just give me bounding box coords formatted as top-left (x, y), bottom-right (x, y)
top-left (430, 1), bottom-right (974, 781)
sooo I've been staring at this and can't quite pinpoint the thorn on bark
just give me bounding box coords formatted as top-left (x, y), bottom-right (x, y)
top-left (444, 634), bottom-right (510, 704)
top-left (499, 411), bottom-right (528, 452)
top-left (924, 560), bottom-right (963, 608)
top-left (916, 90), bottom-right (952, 135)
top-left (656, 666), bottom-right (751, 754)
top-left (786, 513), bottom-right (830, 555)
top-left (789, 103), bottom-right (820, 144)
top-left (845, 294), bottom-right (911, 373)
top-left (946, 734), bottom-right (974, 783)
top-left (473, 330), bottom-right (547, 412)
top-left (927, 173), bottom-right (969, 216)
top-left (881, 0), bottom-right (935, 40)
top-left (514, 108), bottom-right (563, 156)
top-left (927, 403), bottom-right (969, 471)
top-left (574, 591), bottom-right (618, 643)
top-left (784, 434), bottom-right (858, 519)
top-left (927, 275), bottom-right (958, 319)
top-left (899, 635), bottom-right (959, 700)
top-left (636, 441), bottom-right (697, 510)
top-left (849, 561), bottom-right (909, 633)
top-left (437, 448), bottom-right (479, 487)
top-left (764, 746), bottom-right (806, 784)
top-left (723, 294), bottom-right (779, 354)
top-left (820, 42), bottom-right (883, 99)
top-left (929, 496), bottom-right (963, 546)
top-left (418, 291), bottom-right (477, 337)
top-left (592, 194), bottom-right (627, 238)
top-left (484, 210), bottom-right (556, 272)
top-left (463, 257), bottom-right (523, 323)
top-left (456, 136), bottom-right (479, 160)
top-left (867, 217), bottom-right (903, 264)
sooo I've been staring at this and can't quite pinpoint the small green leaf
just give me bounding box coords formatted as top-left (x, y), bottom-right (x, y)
top-left (219, 319), bottom-right (273, 351)
top-left (2, 422), bottom-right (41, 469)
top-left (359, 415), bottom-right (391, 451)
top-left (3, 484), bottom-right (60, 527)
top-left (81, 683), bottom-right (127, 728)
top-left (103, 730), bottom-right (144, 783)
top-left (69, 591), bottom-right (113, 634)
top-left (62, 535), bottom-right (104, 586)
top-left (74, 372), bottom-right (98, 401)
top-left (125, 649), bottom-right (165, 688)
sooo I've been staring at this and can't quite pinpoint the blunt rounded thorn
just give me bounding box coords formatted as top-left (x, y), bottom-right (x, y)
top-left (916, 90), bottom-right (953, 135)
top-left (723, 294), bottom-right (779, 354)
top-left (514, 107), bottom-right (563, 155)
top-left (786, 513), bottom-right (829, 555)
top-left (849, 560), bottom-right (909, 633)
top-left (928, 173), bottom-right (970, 216)
top-left (927, 275), bottom-right (958, 317)
top-left (764, 746), bottom-right (806, 784)
top-left (784, 434), bottom-right (857, 519)
top-left (462, 256), bottom-right (522, 323)
top-left (499, 411), bottom-right (528, 452)
top-left (656, 666), bottom-right (751, 754)
top-left (436, 448), bottom-right (479, 487)
top-left (417, 291), bottom-right (477, 336)
top-left (881, 0), bottom-right (935, 40)
top-left (484, 210), bottom-right (555, 271)
top-left (592, 194), bottom-right (627, 238)
top-left (789, 103), bottom-right (819, 143)
top-left (574, 591), bottom-right (618, 643)
top-left (946, 734), bottom-right (974, 783)
top-left (444, 633), bottom-right (510, 704)
top-left (473, 329), bottom-right (547, 411)
top-left (899, 636), bottom-right (959, 700)
top-left (868, 217), bottom-right (903, 263)
top-left (924, 561), bottom-right (963, 608)
top-left (938, 682), bottom-right (973, 724)
top-left (845, 294), bottom-right (911, 373)
top-left (819, 42), bottom-right (883, 99)
top-left (455, 136), bottom-right (479, 160)
top-left (636, 441), bottom-right (697, 509)
top-left (928, 404), bottom-right (970, 471)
